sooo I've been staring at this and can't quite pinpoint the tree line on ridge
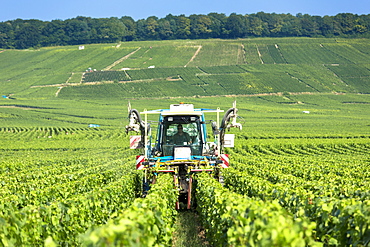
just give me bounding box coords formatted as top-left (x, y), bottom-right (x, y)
top-left (0, 12), bottom-right (369, 49)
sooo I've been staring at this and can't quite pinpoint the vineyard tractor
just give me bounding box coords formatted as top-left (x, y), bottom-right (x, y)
top-left (126, 102), bottom-right (242, 209)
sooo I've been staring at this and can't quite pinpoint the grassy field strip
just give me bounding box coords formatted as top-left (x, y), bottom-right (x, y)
top-left (172, 211), bottom-right (210, 247)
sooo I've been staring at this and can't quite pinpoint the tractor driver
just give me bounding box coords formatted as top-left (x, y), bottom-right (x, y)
top-left (173, 124), bottom-right (192, 145)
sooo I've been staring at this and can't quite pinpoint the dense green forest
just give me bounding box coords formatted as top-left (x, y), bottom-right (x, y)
top-left (1, 12), bottom-right (369, 49)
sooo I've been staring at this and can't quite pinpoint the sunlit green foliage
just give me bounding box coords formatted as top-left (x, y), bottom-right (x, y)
top-left (0, 37), bottom-right (369, 246)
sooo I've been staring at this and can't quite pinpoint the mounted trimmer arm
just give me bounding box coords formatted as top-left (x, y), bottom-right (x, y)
top-left (219, 100), bottom-right (242, 154)
top-left (126, 102), bottom-right (151, 149)
top-left (125, 101), bottom-right (242, 209)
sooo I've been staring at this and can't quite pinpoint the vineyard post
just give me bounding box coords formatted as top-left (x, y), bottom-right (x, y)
top-left (217, 107), bottom-right (221, 157)
top-left (144, 109), bottom-right (148, 159)
top-left (144, 109), bottom-right (148, 184)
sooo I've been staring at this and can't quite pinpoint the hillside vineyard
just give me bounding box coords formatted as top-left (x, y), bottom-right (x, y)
top-left (0, 37), bottom-right (369, 246)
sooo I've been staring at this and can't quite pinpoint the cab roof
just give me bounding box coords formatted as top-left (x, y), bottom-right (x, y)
top-left (141, 104), bottom-right (223, 116)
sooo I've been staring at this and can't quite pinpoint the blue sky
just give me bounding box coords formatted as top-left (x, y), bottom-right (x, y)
top-left (1, 0), bottom-right (368, 22)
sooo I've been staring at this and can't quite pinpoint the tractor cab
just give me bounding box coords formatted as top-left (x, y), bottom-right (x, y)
top-left (154, 104), bottom-right (206, 160)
